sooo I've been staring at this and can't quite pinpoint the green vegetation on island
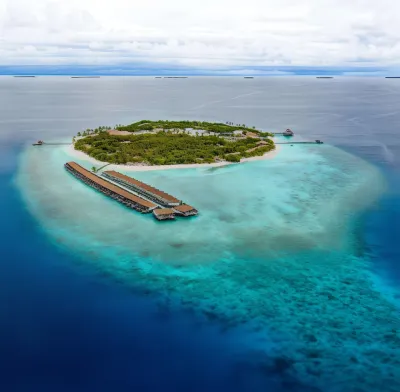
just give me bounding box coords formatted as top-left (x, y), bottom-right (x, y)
top-left (115, 120), bottom-right (273, 136)
top-left (74, 126), bottom-right (275, 166)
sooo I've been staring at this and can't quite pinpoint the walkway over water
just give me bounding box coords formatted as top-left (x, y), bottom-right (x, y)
top-left (275, 141), bottom-right (324, 145)
top-left (33, 142), bottom-right (71, 146)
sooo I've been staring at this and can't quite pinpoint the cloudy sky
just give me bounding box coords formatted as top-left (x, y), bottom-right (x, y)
top-left (0, 0), bottom-right (399, 73)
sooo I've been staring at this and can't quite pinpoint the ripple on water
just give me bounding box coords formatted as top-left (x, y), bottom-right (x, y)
top-left (15, 143), bottom-right (400, 391)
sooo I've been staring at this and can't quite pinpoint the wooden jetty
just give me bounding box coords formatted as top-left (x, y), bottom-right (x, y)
top-left (32, 141), bottom-right (71, 146)
top-left (65, 162), bottom-right (157, 213)
top-left (275, 140), bottom-right (324, 145)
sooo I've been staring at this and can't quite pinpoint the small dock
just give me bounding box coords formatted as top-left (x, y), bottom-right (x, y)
top-left (32, 141), bottom-right (71, 146)
top-left (38, 143), bottom-right (71, 145)
top-left (275, 140), bottom-right (324, 145)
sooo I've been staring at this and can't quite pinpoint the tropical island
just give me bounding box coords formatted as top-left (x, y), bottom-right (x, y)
top-left (73, 120), bottom-right (276, 166)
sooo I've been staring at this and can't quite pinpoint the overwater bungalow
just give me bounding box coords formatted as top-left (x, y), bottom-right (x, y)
top-left (65, 162), bottom-right (157, 213)
top-left (173, 204), bottom-right (198, 217)
top-left (153, 208), bottom-right (175, 221)
top-left (283, 129), bottom-right (294, 136)
top-left (102, 171), bottom-right (181, 207)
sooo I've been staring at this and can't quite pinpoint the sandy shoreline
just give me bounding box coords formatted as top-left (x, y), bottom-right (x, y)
top-left (64, 143), bottom-right (280, 172)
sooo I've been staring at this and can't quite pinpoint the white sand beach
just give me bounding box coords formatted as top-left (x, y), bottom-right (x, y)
top-left (64, 143), bottom-right (280, 172)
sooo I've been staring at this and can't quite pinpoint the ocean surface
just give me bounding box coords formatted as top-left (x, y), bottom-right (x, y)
top-left (0, 76), bottom-right (399, 392)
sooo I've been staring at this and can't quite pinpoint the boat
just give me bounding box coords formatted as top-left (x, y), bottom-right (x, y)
top-left (32, 140), bottom-right (44, 146)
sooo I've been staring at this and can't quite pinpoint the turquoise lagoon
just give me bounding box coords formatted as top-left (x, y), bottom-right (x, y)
top-left (16, 142), bottom-right (400, 391)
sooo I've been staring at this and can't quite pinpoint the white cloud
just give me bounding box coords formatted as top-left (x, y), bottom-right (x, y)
top-left (0, 0), bottom-right (399, 67)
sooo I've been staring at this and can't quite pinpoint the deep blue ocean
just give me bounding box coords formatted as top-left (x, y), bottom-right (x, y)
top-left (0, 76), bottom-right (399, 392)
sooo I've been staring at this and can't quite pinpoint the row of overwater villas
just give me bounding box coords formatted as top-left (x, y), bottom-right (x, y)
top-left (65, 162), bottom-right (198, 220)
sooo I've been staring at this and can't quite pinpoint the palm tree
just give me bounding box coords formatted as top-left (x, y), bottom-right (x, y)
top-left (91, 166), bottom-right (97, 173)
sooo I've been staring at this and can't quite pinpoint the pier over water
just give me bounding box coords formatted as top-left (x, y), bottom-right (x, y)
top-left (102, 170), bottom-right (198, 217)
top-left (103, 170), bottom-right (181, 207)
top-left (65, 162), bottom-right (157, 214)
top-left (65, 163), bottom-right (198, 220)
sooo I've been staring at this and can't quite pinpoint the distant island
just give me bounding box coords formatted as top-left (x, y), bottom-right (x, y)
top-left (73, 120), bottom-right (275, 166)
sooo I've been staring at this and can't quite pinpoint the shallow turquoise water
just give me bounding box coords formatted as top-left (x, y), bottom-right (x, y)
top-left (15, 139), bottom-right (400, 391)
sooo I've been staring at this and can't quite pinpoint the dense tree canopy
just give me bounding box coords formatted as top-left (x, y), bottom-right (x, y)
top-left (115, 120), bottom-right (273, 136)
top-left (74, 130), bottom-right (275, 165)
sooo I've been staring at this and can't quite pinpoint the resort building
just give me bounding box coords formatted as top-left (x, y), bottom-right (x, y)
top-left (65, 162), bottom-right (157, 213)
top-left (107, 129), bottom-right (131, 136)
top-left (102, 171), bottom-right (181, 207)
top-left (245, 131), bottom-right (260, 138)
